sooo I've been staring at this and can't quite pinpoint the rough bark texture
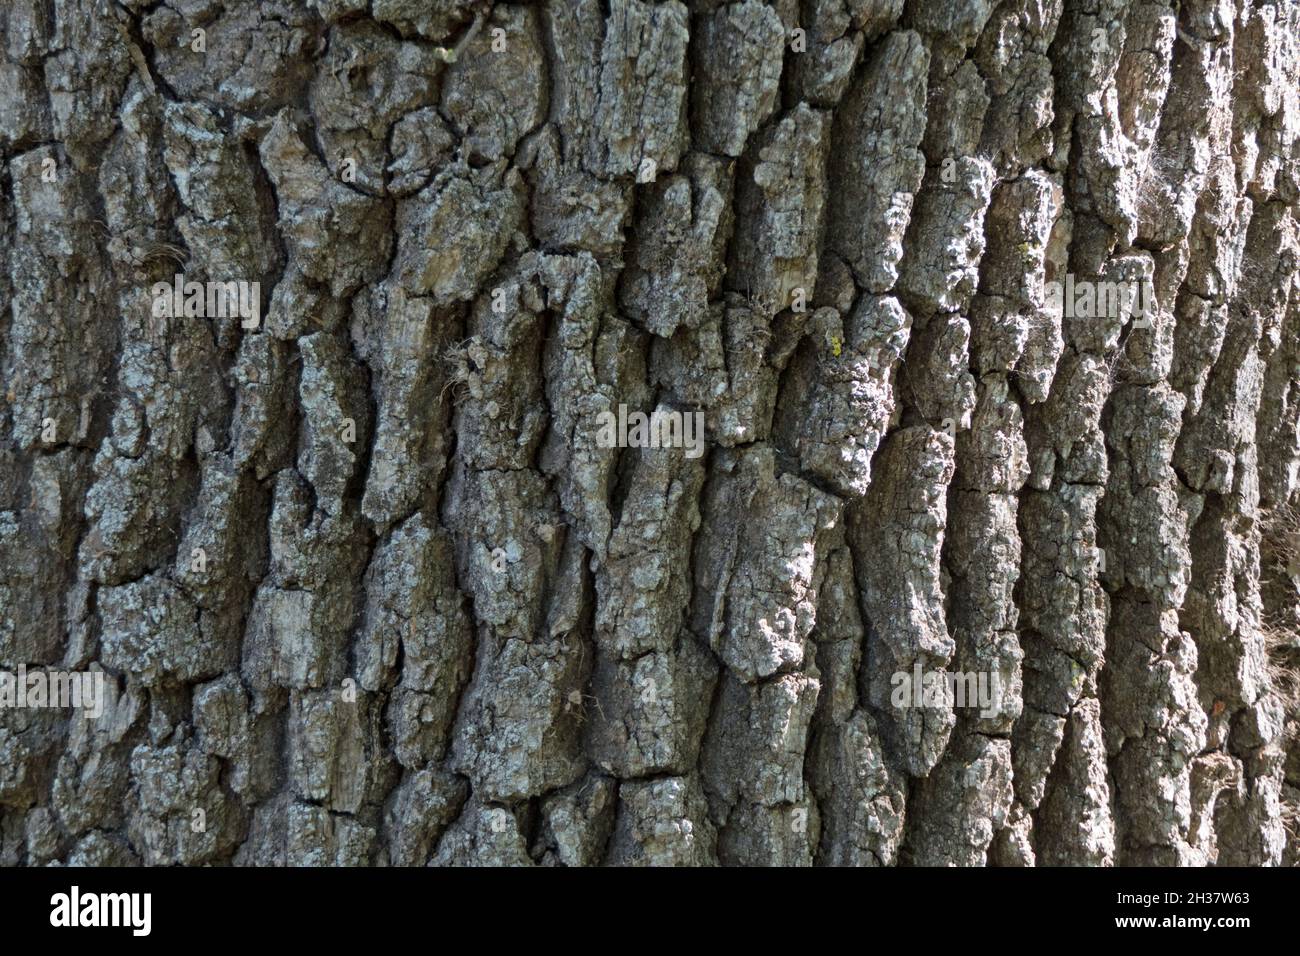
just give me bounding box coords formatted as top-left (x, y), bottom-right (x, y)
top-left (1, 0), bottom-right (1299, 867)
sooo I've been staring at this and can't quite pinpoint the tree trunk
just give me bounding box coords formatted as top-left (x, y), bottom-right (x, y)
top-left (1, 0), bottom-right (1298, 867)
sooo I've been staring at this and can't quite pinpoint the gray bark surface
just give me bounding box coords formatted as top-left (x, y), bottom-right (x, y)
top-left (1, 0), bottom-right (1299, 866)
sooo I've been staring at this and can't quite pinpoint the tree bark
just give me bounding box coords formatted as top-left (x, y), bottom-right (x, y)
top-left (1, 0), bottom-right (1299, 866)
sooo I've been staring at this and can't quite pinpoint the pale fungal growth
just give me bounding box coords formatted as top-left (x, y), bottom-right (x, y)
top-left (434, 12), bottom-right (485, 65)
